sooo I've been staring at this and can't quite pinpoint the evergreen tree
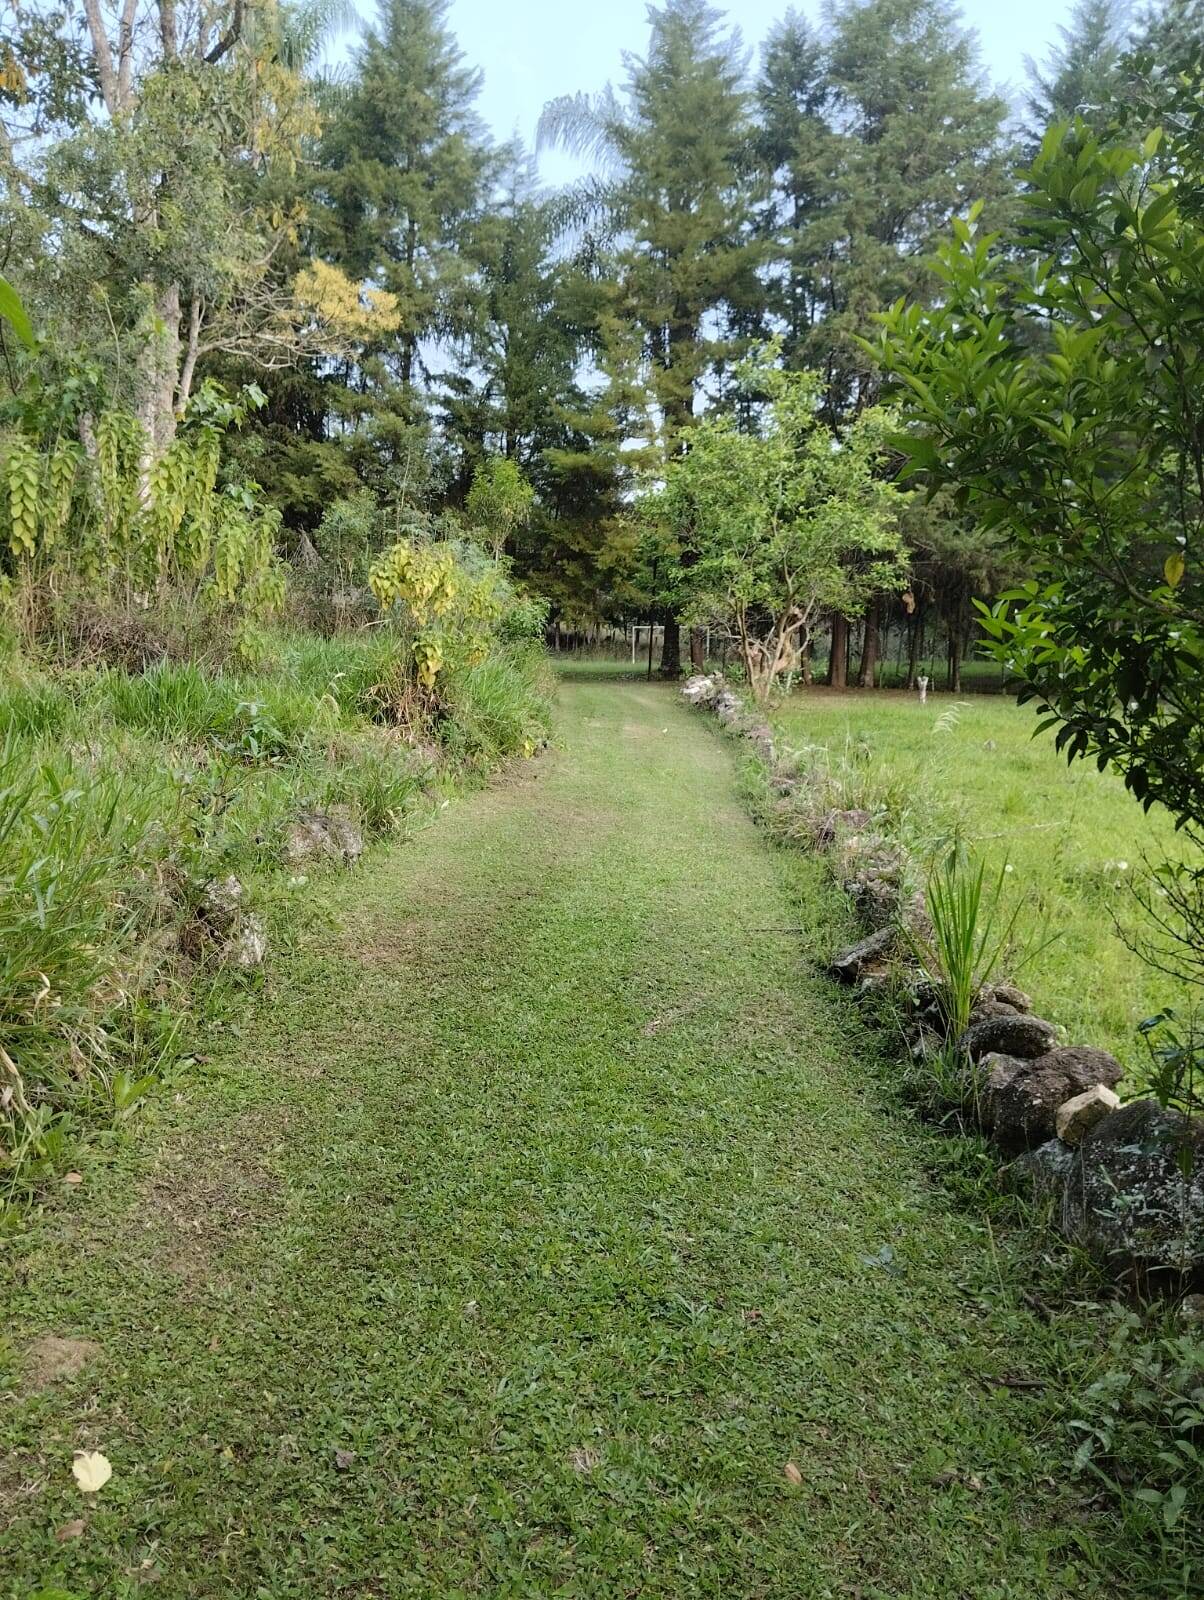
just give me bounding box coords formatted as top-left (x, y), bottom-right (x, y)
top-left (812, 0), bottom-right (1010, 425)
top-left (754, 10), bottom-right (834, 359)
top-left (439, 156), bottom-right (584, 478)
top-left (321, 0), bottom-right (496, 397)
top-left (1023, 0), bottom-right (1129, 143)
top-left (1131, 0), bottom-right (1203, 60)
top-left (541, 0), bottom-right (764, 671)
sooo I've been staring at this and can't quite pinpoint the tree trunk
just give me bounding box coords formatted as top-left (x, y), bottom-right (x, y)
top-left (135, 280), bottom-right (182, 487)
top-left (827, 614), bottom-right (848, 689)
top-left (905, 603), bottom-right (924, 689)
top-left (689, 627), bottom-right (705, 672)
top-left (948, 623), bottom-right (962, 692)
top-left (801, 638), bottom-right (813, 686)
top-left (857, 598), bottom-right (880, 688)
top-left (659, 616), bottom-right (682, 678)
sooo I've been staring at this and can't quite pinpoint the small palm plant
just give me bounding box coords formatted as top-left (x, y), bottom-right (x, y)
top-left (903, 848), bottom-right (1028, 1038)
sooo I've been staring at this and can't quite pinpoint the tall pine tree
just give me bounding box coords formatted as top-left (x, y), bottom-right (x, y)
top-left (1024, 0), bottom-right (1129, 144)
top-left (541, 0), bottom-right (764, 671)
top-left (322, 0), bottom-right (496, 400)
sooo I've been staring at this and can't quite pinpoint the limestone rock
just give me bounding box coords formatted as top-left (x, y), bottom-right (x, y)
top-left (828, 925), bottom-right (895, 984)
top-left (283, 809), bottom-right (364, 868)
top-left (1055, 1084), bottom-right (1122, 1145)
top-left (742, 721), bottom-right (776, 762)
top-left (199, 874), bottom-right (243, 934)
top-left (714, 691), bottom-right (744, 725)
top-left (984, 1045), bottom-right (1124, 1150)
top-left (1060, 1099), bottom-right (1204, 1278)
top-left (958, 1012), bottom-right (1057, 1064)
top-left (681, 674), bottom-right (719, 706)
top-left (223, 913), bottom-right (267, 971)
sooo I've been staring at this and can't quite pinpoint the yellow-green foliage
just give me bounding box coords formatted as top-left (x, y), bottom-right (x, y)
top-left (2, 388), bottom-right (285, 632)
top-left (369, 538), bottom-right (502, 689)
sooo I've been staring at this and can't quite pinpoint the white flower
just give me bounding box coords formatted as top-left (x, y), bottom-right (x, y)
top-left (1004, 863), bottom-right (1015, 874)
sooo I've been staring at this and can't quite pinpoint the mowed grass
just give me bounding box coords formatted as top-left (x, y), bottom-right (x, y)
top-left (773, 687), bottom-right (1195, 1073)
top-left (0, 678), bottom-right (1176, 1597)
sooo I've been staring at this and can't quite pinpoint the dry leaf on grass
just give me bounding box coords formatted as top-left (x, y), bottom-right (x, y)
top-left (72, 1451), bottom-right (112, 1493)
top-left (56, 1518), bottom-right (86, 1541)
top-left (783, 1462), bottom-right (803, 1486)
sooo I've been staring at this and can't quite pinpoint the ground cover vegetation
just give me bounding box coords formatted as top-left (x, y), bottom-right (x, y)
top-left (3, 676), bottom-right (1200, 1599)
top-left (1, 0), bottom-right (1204, 1594)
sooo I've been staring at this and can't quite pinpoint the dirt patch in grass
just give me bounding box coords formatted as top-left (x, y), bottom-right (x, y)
top-left (21, 1335), bottom-right (101, 1393)
top-left (136, 1109), bottom-right (286, 1290)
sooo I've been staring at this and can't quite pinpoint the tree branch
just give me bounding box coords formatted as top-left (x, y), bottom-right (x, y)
top-left (204, 0), bottom-right (245, 65)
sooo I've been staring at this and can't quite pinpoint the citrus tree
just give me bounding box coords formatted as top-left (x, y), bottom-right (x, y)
top-left (652, 350), bottom-right (907, 703)
top-left (871, 70), bottom-right (1204, 830)
top-left (871, 58), bottom-right (1204, 1006)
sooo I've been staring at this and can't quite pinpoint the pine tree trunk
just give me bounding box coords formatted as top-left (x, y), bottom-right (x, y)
top-left (827, 615), bottom-right (848, 689)
top-left (948, 624), bottom-right (962, 692)
top-left (857, 598), bottom-right (880, 688)
top-left (659, 616), bottom-right (682, 678)
top-left (905, 604), bottom-right (924, 689)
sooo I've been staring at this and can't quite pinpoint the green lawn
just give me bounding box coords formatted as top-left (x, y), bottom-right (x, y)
top-left (772, 686), bottom-right (1193, 1073)
top-left (0, 678), bottom-right (1183, 1596)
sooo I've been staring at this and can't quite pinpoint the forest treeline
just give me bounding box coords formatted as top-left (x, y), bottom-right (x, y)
top-left (0, 0), bottom-right (1199, 683)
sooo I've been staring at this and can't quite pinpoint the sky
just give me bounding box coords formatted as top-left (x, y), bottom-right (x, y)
top-left (337, 0), bottom-right (1078, 185)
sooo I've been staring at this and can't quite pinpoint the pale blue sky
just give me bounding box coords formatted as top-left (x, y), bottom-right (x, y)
top-left (337, 0), bottom-right (1078, 182)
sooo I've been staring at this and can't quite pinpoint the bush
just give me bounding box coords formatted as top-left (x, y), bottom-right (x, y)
top-left (436, 644), bottom-right (552, 768)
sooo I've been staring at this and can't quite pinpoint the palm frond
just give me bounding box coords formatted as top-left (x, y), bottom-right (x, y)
top-left (537, 88), bottom-right (628, 169)
top-left (279, 0), bottom-right (360, 71)
top-left (543, 176), bottom-right (624, 248)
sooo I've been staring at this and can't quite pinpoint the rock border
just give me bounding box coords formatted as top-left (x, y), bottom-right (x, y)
top-left (681, 672), bottom-right (1203, 1285)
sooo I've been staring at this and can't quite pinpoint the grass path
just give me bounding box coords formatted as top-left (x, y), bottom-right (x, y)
top-left (2, 678), bottom-right (1133, 1597)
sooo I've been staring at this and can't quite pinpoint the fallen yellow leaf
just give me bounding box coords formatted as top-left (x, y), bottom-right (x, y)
top-left (72, 1450), bottom-right (112, 1493)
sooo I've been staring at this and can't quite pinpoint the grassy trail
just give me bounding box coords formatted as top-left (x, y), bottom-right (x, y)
top-left (3, 678), bottom-right (1130, 1597)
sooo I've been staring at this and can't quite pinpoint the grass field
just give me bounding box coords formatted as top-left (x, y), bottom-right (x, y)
top-left (5, 677), bottom-right (1187, 1598)
top-left (772, 686), bottom-right (1195, 1074)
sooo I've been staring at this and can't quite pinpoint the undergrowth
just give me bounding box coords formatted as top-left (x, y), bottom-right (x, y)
top-left (0, 627), bottom-right (551, 1211)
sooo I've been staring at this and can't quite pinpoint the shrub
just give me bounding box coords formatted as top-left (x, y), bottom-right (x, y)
top-left (437, 644), bottom-right (552, 768)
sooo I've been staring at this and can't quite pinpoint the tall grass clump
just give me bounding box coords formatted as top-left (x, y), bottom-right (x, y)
top-left (436, 644), bottom-right (552, 769)
top-left (904, 850), bottom-right (1027, 1037)
top-left (0, 738), bottom-right (167, 1195)
top-left (0, 670), bottom-right (77, 738)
